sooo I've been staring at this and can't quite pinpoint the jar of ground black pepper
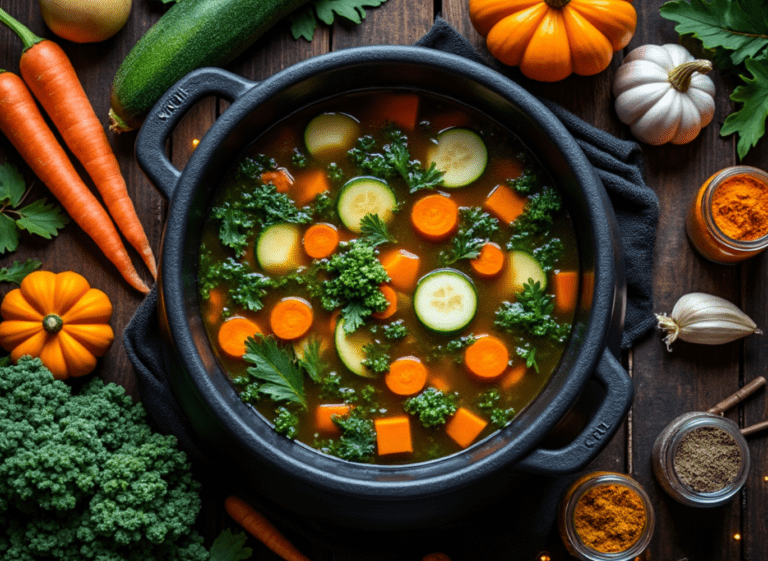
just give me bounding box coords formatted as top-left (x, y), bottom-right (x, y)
top-left (652, 412), bottom-right (750, 507)
top-left (558, 472), bottom-right (655, 561)
top-left (686, 166), bottom-right (768, 263)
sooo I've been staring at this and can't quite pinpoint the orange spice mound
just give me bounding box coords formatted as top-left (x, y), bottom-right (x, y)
top-left (712, 175), bottom-right (768, 241)
top-left (573, 483), bottom-right (646, 553)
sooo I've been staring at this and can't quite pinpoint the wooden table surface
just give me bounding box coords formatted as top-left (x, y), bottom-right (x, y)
top-left (1, 1), bottom-right (767, 560)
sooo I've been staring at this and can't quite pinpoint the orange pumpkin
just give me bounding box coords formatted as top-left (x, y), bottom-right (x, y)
top-left (469, 0), bottom-right (637, 82)
top-left (0, 271), bottom-right (114, 379)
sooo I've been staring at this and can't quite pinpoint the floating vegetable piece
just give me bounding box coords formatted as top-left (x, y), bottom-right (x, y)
top-left (655, 292), bottom-right (761, 351)
top-left (0, 270), bottom-right (114, 378)
top-left (613, 43), bottom-right (716, 145)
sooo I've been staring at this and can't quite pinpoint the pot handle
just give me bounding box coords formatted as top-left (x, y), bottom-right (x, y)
top-left (135, 67), bottom-right (256, 200)
top-left (515, 349), bottom-right (633, 476)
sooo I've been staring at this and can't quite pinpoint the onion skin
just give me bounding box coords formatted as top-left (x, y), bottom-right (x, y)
top-left (39, 0), bottom-right (132, 44)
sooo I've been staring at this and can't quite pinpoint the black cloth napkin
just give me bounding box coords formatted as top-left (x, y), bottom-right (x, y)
top-left (125, 17), bottom-right (659, 561)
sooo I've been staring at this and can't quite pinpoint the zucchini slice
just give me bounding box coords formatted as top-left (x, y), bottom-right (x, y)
top-left (509, 250), bottom-right (547, 294)
top-left (305, 113), bottom-right (360, 159)
top-left (337, 177), bottom-right (397, 233)
top-left (426, 128), bottom-right (487, 188)
top-left (255, 223), bottom-right (303, 275)
top-left (413, 269), bottom-right (477, 333)
top-left (334, 318), bottom-right (377, 378)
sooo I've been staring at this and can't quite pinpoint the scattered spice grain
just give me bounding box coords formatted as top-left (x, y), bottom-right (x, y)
top-left (673, 426), bottom-right (742, 493)
top-left (572, 483), bottom-right (647, 553)
top-left (711, 174), bottom-right (768, 241)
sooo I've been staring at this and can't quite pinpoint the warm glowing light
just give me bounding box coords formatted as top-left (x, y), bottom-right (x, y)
top-left (191, 139), bottom-right (200, 149)
top-left (538, 554), bottom-right (551, 561)
top-left (764, 475), bottom-right (768, 481)
top-left (734, 533), bottom-right (742, 541)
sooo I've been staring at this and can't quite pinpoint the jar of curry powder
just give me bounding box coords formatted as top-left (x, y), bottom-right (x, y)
top-left (558, 471), bottom-right (654, 561)
top-left (686, 165), bottom-right (768, 263)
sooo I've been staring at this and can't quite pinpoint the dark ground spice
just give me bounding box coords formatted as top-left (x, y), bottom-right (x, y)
top-left (673, 426), bottom-right (742, 493)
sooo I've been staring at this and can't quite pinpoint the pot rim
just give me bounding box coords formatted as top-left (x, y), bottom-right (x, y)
top-left (157, 45), bottom-right (619, 498)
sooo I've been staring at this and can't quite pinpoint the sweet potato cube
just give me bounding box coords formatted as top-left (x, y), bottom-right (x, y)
top-left (446, 407), bottom-right (488, 448)
top-left (292, 168), bottom-right (331, 207)
top-left (378, 93), bottom-right (420, 131)
top-left (315, 404), bottom-right (350, 434)
top-left (483, 184), bottom-right (527, 225)
top-left (375, 415), bottom-right (413, 455)
top-left (553, 270), bottom-right (579, 314)
top-left (380, 249), bottom-right (421, 292)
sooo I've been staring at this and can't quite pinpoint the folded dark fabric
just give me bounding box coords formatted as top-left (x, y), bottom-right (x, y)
top-left (125, 16), bottom-right (659, 561)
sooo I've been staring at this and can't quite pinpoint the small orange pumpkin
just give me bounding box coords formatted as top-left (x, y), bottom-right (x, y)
top-left (469, 0), bottom-right (637, 82)
top-left (0, 270), bottom-right (114, 379)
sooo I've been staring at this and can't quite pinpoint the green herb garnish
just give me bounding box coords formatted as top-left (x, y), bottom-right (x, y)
top-left (403, 388), bottom-right (458, 429)
top-left (440, 207), bottom-right (499, 265)
top-left (360, 213), bottom-right (397, 247)
top-left (494, 280), bottom-right (571, 343)
top-left (242, 336), bottom-right (307, 410)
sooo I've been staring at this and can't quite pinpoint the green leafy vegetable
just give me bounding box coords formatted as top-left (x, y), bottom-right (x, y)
top-left (517, 345), bottom-right (540, 373)
top-left (476, 388), bottom-right (516, 429)
top-left (298, 336), bottom-right (327, 383)
top-left (292, 149), bottom-right (308, 168)
top-left (494, 280), bottom-right (571, 343)
top-left (273, 406), bottom-right (300, 439)
top-left (383, 319), bottom-right (409, 340)
top-left (427, 334), bottom-right (477, 363)
top-left (198, 249), bottom-right (275, 312)
top-left (532, 238), bottom-right (564, 273)
top-left (659, 0), bottom-right (768, 158)
top-left (209, 528), bottom-right (253, 561)
top-left (403, 387), bottom-right (458, 428)
top-left (0, 258), bottom-right (41, 284)
top-left (507, 167), bottom-right (541, 194)
top-left (360, 213), bottom-right (397, 247)
top-left (362, 341), bottom-right (390, 374)
top-left (290, 0), bottom-right (390, 41)
top-left (0, 161), bottom-right (68, 254)
top-left (440, 207), bottom-right (499, 265)
top-left (315, 410), bottom-right (376, 462)
top-left (243, 336), bottom-right (307, 409)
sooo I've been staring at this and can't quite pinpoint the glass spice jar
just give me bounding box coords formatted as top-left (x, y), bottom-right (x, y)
top-left (558, 471), bottom-right (655, 561)
top-left (652, 412), bottom-right (750, 507)
top-left (686, 165), bottom-right (768, 263)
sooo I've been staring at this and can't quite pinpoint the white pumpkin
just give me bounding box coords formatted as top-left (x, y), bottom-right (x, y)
top-left (612, 44), bottom-right (716, 145)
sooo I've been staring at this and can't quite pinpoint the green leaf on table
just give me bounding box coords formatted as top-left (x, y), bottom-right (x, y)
top-left (0, 214), bottom-right (20, 254)
top-left (0, 259), bottom-right (42, 284)
top-left (243, 336), bottom-right (307, 409)
top-left (720, 56), bottom-right (768, 159)
top-left (0, 162), bottom-right (26, 207)
top-left (659, 0), bottom-right (768, 67)
top-left (290, 0), bottom-right (389, 41)
top-left (14, 199), bottom-right (69, 239)
top-left (209, 528), bottom-right (253, 561)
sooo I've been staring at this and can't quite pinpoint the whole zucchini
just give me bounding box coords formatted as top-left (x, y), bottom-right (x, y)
top-left (109, 0), bottom-right (311, 132)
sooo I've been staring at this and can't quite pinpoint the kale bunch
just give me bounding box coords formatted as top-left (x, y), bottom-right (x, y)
top-left (403, 388), bottom-right (458, 429)
top-left (0, 358), bottom-right (210, 561)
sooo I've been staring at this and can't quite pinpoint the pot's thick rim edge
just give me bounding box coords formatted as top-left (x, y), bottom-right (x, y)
top-left (156, 46), bottom-right (620, 497)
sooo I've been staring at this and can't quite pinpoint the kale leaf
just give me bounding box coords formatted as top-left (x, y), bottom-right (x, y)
top-left (198, 249), bottom-right (274, 312)
top-left (403, 388), bottom-right (458, 429)
top-left (383, 319), bottom-right (409, 341)
top-left (494, 280), bottom-right (571, 343)
top-left (477, 388), bottom-right (516, 429)
top-left (243, 336), bottom-right (307, 410)
top-left (316, 412), bottom-right (377, 462)
top-left (273, 406), bottom-right (300, 439)
top-left (440, 207), bottom-right (499, 265)
top-left (362, 341), bottom-right (390, 374)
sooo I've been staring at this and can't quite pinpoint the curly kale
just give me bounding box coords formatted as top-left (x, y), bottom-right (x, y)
top-left (273, 406), bottom-right (300, 439)
top-left (362, 341), bottom-right (391, 375)
top-left (319, 240), bottom-right (390, 332)
top-left (315, 412), bottom-right (376, 463)
top-left (198, 249), bottom-right (275, 313)
top-left (440, 207), bottom-right (500, 265)
top-left (494, 281), bottom-right (571, 343)
top-left (0, 358), bottom-right (210, 561)
top-left (403, 388), bottom-right (458, 429)
top-left (476, 388), bottom-right (516, 429)
top-left (382, 320), bottom-right (409, 341)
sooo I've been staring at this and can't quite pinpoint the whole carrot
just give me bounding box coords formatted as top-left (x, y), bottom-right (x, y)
top-left (224, 495), bottom-right (311, 561)
top-left (0, 70), bottom-right (150, 294)
top-left (0, 8), bottom-right (158, 280)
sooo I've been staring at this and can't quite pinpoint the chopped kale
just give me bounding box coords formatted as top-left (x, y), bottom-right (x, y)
top-left (327, 162), bottom-right (345, 183)
top-left (489, 407), bottom-right (516, 429)
top-left (513, 186), bottom-right (562, 237)
top-left (383, 320), bottom-right (409, 341)
top-left (477, 388), bottom-right (501, 410)
top-left (198, 249), bottom-right (274, 312)
top-left (440, 207), bottom-right (499, 265)
top-left (273, 406), bottom-right (299, 439)
top-left (517, 345), bottom-right (540, 373)
top-left (494, 281), bottom-right (571, 343)
top-left (362, 342), bottom-right (390, 375)
top-left (298, 337), bottom-right (327, 382)
top-left (317, 371), bottom-right (345, 399)
top-left (236, 155), bottom-right (277, 179)
top-left (292, 149), bottom-right (308, 168)
top-left (308, 190), bottom-right (337, 221)
top-left (532, 238), bottom-right (564, 273)
top-left (348, 135), bottom-right (395, 179)
top-left (403, 388), bottom-right (458, 429)
top-left (507, 167), bottom-right (541, 195)
top-left (360, 213), bottom-right (397, 247)
top-left (477, 388), bottom-right (516, 429)
top-left (315, 411), bottom-right (376, 462)
top-left (426, 334), bottom-right (477, 363)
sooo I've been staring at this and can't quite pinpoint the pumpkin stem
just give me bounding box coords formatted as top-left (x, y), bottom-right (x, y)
top-left (43, 314), bottom-right (63, 334)
top-left (545, 0), bottom-right (571, 6)
top-left (668, 60), bottom-right (713, 92)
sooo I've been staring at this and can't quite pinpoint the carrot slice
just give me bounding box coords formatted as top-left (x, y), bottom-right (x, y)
top-left (261, 168), bottom-right (294, 193)
top-left (483, 184), bottom-right (527, 225)
top-left (218, 317), bottom-right (261, 359)
top-left (372, 285), bottom-right (398, 319)
top-left (386, 357), bottom-right (428, 396)
top-left (377, 93), bottom-right (420, 131)
top-left (375, 415), bottom-right (413, 455)
top-left (315, 404), bottom-right (350, 434)
top-left (292, 168), bottom-right (330, 207)
top-left (270, 298), bottom-right (314, 341)
top-left (380, 249), bottom-right (421, 292)
top-left (553, 270), bottom-right (579, 314)
top-left (469, 242), bottom-right (505, 278)
top-left (411, 193), bottom-right (459, 242)
top-left (464, 336), bottom-right (509, 379)
top-left (446, 407), bottom-right (488, 448)
top-left (206, 287), bottom-right (226, 325)
top-left (500, 363), bottom-right (527, 390)
top-left (303, 223), bottom-right (339, 259)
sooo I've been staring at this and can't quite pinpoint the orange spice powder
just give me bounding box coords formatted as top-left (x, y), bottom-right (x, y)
top-left (711, 174), bottom-right (768, 241)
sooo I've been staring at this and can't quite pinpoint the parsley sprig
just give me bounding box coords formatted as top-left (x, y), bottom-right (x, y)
top-left (359, 213), bottom-right (396, 247)
top-left (440, 207), bottom-right (499, 265)
top-left (494, 280), bottom-right (571, 343)
top-left (290, 0), bottom-right (390, 42)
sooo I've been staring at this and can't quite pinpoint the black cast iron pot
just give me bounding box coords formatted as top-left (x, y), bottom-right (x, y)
top-left (136, 46), bottom-right (633, 530)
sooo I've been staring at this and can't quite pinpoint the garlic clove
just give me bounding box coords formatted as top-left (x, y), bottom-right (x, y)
top-left (656, 292), bottom-right (761, 351)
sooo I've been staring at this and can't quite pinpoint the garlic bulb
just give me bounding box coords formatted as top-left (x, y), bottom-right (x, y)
top-left (655, 293), bottom-right (762, 351)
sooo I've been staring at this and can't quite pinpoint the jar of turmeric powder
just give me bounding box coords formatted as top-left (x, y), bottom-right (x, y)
top-left (558, 471), bottom-right (654, 561)
top-left (686, 166), bottom-right (768, 263)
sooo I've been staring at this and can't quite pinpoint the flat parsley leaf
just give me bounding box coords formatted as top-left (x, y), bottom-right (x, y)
top-left (298, 336), bottom-right (327, 383)
top-left (209, 528), bottom-right (253, 561)
top-left (290, 0), bottom-right (390, 41)
top-left (14, 199), bottom-right (69, 239)
top-left (359, 213), bottom-right (396, 247)
top-left (0, 259), bottom-right (42, 284)
top-left (243, 336), bottom-right (307, 410)
top-left (720, 57), bottom-right (768, 159)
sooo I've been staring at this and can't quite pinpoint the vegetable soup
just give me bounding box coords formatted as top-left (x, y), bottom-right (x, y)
top-left (198, 90), bottom-right (579, 464)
